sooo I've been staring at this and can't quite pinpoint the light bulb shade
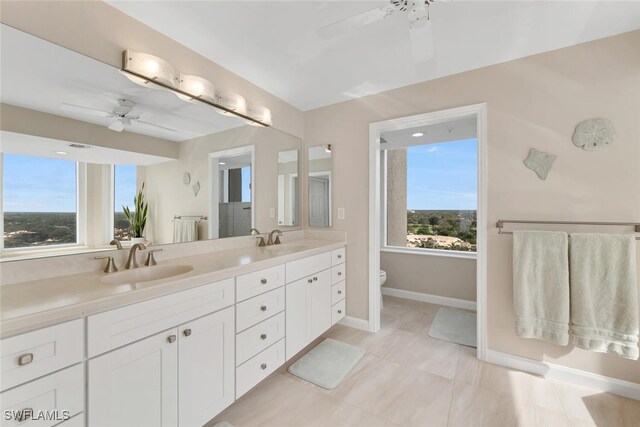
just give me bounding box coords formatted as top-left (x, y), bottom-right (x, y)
top-left (123, 50), bottom-right (178, 88)
top-left (246, 104), bottom-right (272, 127)
top-left (215, 92), bottom-right (247, 116)
top-left (178, 74), bottom-right (216, 103)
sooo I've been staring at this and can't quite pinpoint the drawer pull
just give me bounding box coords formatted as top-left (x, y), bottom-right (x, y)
top-left (260, 333), bottom-right (267, 340)
top-left (260, 278), bottom-right (268, 284)
top-left (183, 329), bottom-right (192, 337)
top-left (338, 272), bottom-right (342, 276)
top-left (313, 277), bottom-right (318, 281)
top-left (16, 408), bottom-right (33, 422)
top-left (338, 290), bottom-right (343, 294)
top-left (307, 279), bottom-right (313, 284)
top-left (260, 363), bottom-right (267, 370)
top-left (337, 310), bottom-right (342, 314)
top-left (167, 335), bottom-right (177, 343)
top-left (260, 305), bottom-right (267, 312)
top-left (17, 353), bottom-right (34, 366)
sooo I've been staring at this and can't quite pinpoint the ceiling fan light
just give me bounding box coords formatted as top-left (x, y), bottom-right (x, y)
top-left (123, 50), bottom-right (178, 88)
top-left (178, 74), bottom-right (216, 103)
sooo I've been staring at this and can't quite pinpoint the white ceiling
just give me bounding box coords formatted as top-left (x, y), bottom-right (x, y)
top-left (381, 117), bottom-right (477, 149)
top-left (0, 24), bottom-right (246, 143)
top-left (106, 0), bottom-right (640, 111)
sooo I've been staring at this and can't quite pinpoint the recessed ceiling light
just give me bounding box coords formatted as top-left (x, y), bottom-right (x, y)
top-left (412, 132), bottom-right (424, 137)
top-left (218, 162), bottom-right (226, 165)
top-left (55, 151), bottom-right (68, 155)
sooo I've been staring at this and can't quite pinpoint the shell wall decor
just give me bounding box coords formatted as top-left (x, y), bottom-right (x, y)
top-left (523, 148), bottom-right (556, 180)
top-left (572, 118), bottom-right (616, 151)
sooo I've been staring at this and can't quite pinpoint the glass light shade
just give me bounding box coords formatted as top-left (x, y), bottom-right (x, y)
top-left (246, 104), bottom-right (272, 127)
top-left (123, 50), bottom-right (178, 88)
top-left (215, 92), bottom-right (247, 116)
top-left (178, 74), bottom-right (216, 103)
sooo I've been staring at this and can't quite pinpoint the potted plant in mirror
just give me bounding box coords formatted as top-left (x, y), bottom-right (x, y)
top-left (123, 183), bottom-right (148, 245)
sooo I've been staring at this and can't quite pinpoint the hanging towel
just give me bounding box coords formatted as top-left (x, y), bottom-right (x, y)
top-left (513, 231), bottom-right (570, 345)
top-left (569, 233), bottom-right (639, 360)
top-left (173, 219), bottom-right (198, 243)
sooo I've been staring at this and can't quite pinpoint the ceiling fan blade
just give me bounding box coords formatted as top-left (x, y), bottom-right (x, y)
top-left (108, 119), bottom-right (125, 132)
top-left (135, 119), bottom-right (178, 133)
top-left (61, 103), bottom-right (113, 118)
top-left (409, 19), bottom-right (435, 64)
top-left (317, 6), bottom-right (394, 39)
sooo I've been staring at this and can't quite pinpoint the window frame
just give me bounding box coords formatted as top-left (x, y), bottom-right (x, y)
top-left (0, 153), bottom-right (87, 253)
top-left (380, 144), bottom-right (478, 260)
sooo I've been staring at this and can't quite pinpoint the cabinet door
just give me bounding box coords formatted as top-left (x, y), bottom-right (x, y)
top-left (286, 277), bottom-right (311, 359)
top-left (88, 329), bottom-right (178, 427)
top-left (178, 307), bottom-right (235, 427)
top-left (310, 269), bottom-right (332, 339)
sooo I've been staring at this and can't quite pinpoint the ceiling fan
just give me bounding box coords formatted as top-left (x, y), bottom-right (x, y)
top-left (317, 0), bottom-right (438, 63)
top-left (61, 99), bottom-right (177, 133)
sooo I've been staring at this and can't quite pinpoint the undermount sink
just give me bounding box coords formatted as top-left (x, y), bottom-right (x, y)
top-left (264, 243), bottom-right (310, 252)
top-left (100, 265), bottom-right (193, 285)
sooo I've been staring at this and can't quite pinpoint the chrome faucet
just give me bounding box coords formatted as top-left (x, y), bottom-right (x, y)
top-left (125, 243), bottom-right (146, 269)
top-left (110, 239), bottom-right (123, 250)
top-left (249, 228), bottom-right (261, 235)
top-left (267, 229), bottom-right (282, 246)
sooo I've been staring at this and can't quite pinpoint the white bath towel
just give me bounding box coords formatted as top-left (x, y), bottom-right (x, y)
top-left (569, 233), bottom-right (639, 360)
top-left (513, 231), bottom-right (570, 345)
top-left (173, 219), bottom-right (198, 243)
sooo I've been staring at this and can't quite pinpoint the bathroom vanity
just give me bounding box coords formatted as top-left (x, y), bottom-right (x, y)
top-left (0, 239), bottom-right (346, 427)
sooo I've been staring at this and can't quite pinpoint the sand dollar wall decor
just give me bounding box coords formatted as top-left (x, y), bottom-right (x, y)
top-left (572, 118), bottom-right (616, 151)
top-left (523, 148), bottom-right (556, 180)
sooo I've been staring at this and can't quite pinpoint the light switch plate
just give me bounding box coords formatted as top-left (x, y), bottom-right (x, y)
top-left (269, 208), bottom-right (275, 218)
top-left (337, 208), bottom-right (345, 220)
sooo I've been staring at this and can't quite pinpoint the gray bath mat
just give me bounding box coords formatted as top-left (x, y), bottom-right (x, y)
top-left (428, 307), bottom-right (477, 348)
top-left (288, 338), bottom-right (365, 389)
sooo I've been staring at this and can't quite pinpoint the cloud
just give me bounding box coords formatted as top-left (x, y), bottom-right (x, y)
top-left (425, 146), bottom-right (438, 153)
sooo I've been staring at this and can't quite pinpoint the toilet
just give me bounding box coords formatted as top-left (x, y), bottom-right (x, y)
top-left (379, 270), bottom-right (387, 308)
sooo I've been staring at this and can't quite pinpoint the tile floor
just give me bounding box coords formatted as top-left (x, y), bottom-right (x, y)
top-left (209, 296), bottom-right (640, 427)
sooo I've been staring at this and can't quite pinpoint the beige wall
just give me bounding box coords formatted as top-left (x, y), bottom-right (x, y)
top-left (0, 1), bottom-right (304, 139)
top-left (304, 30), bottom-right (640, 383)
top-left (381, 252), bottom-right (476, 301)
top-left (386, 148), bottom-right (407, 247)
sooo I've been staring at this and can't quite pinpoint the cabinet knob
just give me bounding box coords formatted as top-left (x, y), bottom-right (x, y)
top-left (313, 277), bottom-right (318, 281)
top-left (18, 353), bottom-right (34, 366)
top-left (338, 290), bottom-right (342, 294)
top-left (338, 272), bottom-right (342, 276)
top-left (260, 305), bottom-right (267, 312)
top-left (338, 254), bottom-right (342, 259)
top-left (338, 310), bottom-right (342, 314)
top-left (260, 363), bottom-right (267, 370)
top-left (308, 279), bottom-right (313, 284)
top-left (260, 278), bottom-right (268, 284)
top-left (167, 335), bottom-right (177, 343)
top-left (260, 333), bottom-right (267, 340)
top-left (183, 329), bottom-right (192, 337)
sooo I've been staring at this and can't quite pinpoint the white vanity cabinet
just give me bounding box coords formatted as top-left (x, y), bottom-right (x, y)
top-left (285, 252), bottom-right (335, 359)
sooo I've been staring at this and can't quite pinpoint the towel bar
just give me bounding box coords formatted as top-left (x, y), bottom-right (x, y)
top-left (496, 219), bottom-right (640, 239)
top-left (173, 215), bottom-right (207, 223)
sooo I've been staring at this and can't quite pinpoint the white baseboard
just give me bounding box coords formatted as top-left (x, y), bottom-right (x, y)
top-left (381, 287), bottom-right (477, 311)
top-left (338, 316), bottom-right (370, 332)
top-left (486, 349), bottom-right (640, 401)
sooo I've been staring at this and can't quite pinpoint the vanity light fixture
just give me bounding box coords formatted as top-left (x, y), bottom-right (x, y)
top-left (412, 132), bottom-right (424, 137)
top-left (121, 50), bottom-right (270, 127)
top-left (246, 104), bottom-right (273, 127)
top-left (324, 144), bottom-right (332, 153)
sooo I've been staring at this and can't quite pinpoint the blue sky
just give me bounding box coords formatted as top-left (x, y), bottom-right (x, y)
top-left (405, 138), bottom-right (477, 210)
top-left (3, 154), bottom-right (137, 213)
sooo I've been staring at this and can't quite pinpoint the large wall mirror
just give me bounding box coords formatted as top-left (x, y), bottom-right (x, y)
top-left (308, 145), bottom-right (332, 228)
top-left (0, 24), bottom-right (301, 260)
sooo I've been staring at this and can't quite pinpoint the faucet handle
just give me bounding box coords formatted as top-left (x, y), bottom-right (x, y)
top-left (95, 256), bottom-right (118, 273)
top-left (274, 235), bottom-right (282, 245)
top-left (109, 239), bottom-right (123, 250)
top-left (144, 249), bottom-right (163, 266)
top-left (256, 236), bottom-right (266, 247)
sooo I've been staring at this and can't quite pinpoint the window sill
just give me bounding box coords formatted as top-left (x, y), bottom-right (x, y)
top-left (381, 246), bottom-right (477, 260)
top-left (0, 245), bottom-right (111, 262)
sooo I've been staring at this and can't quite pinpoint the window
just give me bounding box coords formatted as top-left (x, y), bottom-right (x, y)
top-left (3, 154), bottom-right (79, 249)
top-left (384, 138), bottom-right (477, 253)
top-left (113, 164), bottom-right (137, 241)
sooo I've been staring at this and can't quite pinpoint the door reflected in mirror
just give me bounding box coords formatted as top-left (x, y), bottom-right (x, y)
top-left (308, 145), bottom-right (332, 228)
top-left (277, 150), bottom-right (298, 227)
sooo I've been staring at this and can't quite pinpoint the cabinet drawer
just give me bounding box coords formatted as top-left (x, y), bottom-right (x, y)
top-left (236, 312), bottom-right (285, 365)
top-left (332, 299), bottom-right (346, 325)
top-left (331, 281), bottom-right (346, 305)
top-left (286, 252), bottom-right (331, 283)
top-left (236, 265), bottom-right (285, 302)
top-left (236, 287), bottom-right (285, 332)
top-left (331, 247), bottom-right (346, 266)
top-left (331, 263), bottom-right (346, 285)
top-left (236, 339), bottom-right (285, 399)
top-left (87, 279), bottom-right (234, 357)
top-left (0, 364), bottom-right (83, 427)
top-left (0, 319), bottom-right (83, 392)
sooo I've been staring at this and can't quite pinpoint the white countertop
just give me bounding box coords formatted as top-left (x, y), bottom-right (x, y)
top-left (0, 239), bottom-right (345, 338)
